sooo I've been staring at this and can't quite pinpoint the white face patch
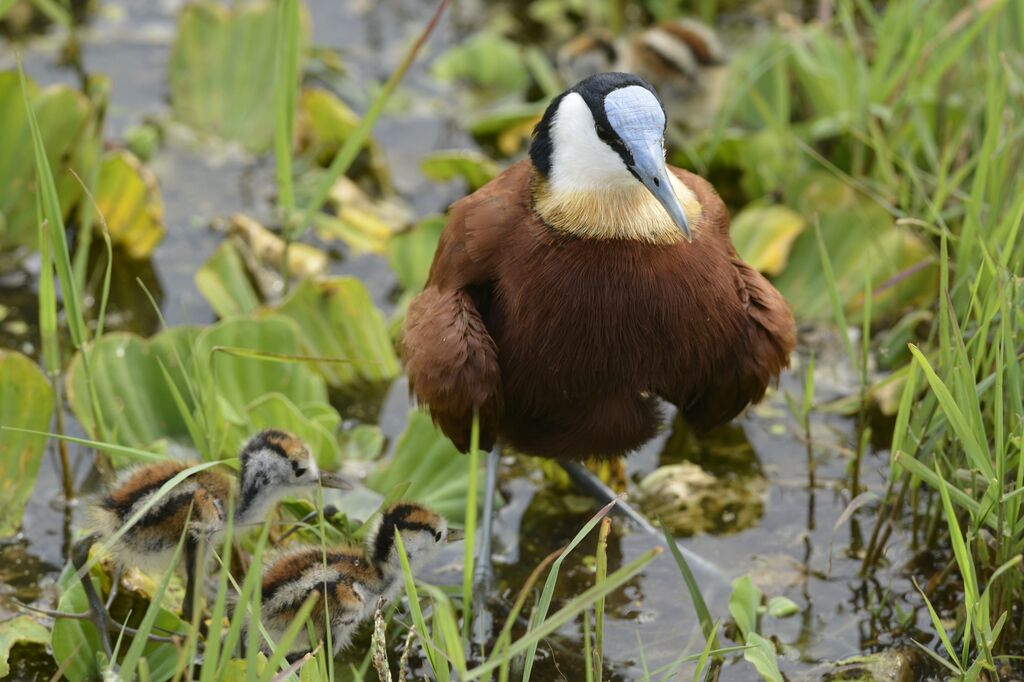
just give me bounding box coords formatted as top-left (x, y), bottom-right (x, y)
top-left (549, 92), bottom-right (636, 192)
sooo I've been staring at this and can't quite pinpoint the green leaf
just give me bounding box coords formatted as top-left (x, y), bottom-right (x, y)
top-left (66, 317), bottom-right (340, 462)
top-left (65, 328), bottom-right (198, 457)
top-left (771, 173), bottom-right (937, 323)
top-left (388, 215), bottom-right (444, 292)
top-left (93, 150), bottom-right (165, 258)
top-left (195, 241), bottom-right (262, 318)
top-left (0, 350), bottom-right (54, 536)
top-left (420, 150), bottom-right (499, 191)
top-left (197, 315), bottom-right (329, 412)
top-left (432, 32), bottom-right (529, 92)
top-left (274, 277), bottom-right (400, 390)
top-left (728, 575), bottom-right (761, 641)
top-left (0, 615), bottom-right (49, 678)
top-left (0, 71), bottom-right (93, 251)
top-left (730, 203), bottom-right (806, 276)
top-left (365, 410), bottom-right (474, 525)
top-left (296, 88), bottom-right (386, 177)
top-left (765, 595), bottom-right (800, 618)
top-left (743, 633), bottom-right (783, 682)
top-left (169, 1), bottom-right (309, 152)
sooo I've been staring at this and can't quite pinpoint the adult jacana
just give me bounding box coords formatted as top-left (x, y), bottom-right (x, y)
top-left (401, 72), bottom-right (795, 637)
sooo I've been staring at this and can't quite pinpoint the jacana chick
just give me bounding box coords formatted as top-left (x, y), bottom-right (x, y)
top-left (74, 429), bottom-right (348, 654)
top-left (256, 502), bottom-right (451, 655)
top-left (402, 72), bottom-right (796, 638)
top-left (558, 19), bottom-right (728, 130)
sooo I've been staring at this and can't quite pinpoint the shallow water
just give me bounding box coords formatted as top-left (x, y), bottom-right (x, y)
top-left (0, 2), bottom-right (945, 679)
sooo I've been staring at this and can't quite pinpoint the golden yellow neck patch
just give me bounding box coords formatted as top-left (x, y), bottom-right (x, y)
top-left (533, 174), bottom-right (702, 244)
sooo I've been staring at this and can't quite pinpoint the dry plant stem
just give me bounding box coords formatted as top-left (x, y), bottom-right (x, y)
top-left (12, 600), bottom-right (181, 644)
top-left (372, 598), bottom-right (391, 682)
top-left (398, 625), bottom-right (416, 682)
top-left (52, 390), bottom-right (74, 502)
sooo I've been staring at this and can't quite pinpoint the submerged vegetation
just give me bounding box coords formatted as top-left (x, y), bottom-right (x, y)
top-left (0, 0), bottom-right (1022, 680)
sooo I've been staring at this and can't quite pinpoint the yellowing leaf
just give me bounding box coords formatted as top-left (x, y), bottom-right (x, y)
top-left (313, 176), bottom-right (411, 254)
top-left (94, 150), bottom-right (165, 258)
top-left (731, 203), bottom-right (806, 276)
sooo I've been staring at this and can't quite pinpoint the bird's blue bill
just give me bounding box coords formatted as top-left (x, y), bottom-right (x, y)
top-left (630, 141), bottom-right (691, 241)
top-left (604, 85), bottom-right (692, 240)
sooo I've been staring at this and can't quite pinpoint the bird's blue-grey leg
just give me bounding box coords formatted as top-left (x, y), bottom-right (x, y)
top-left (472, 444), bottom-right (501, 648)
top-left (558, 461), bottom-right (721, 576)
top-left (71, 532), bottom-right (112, 657)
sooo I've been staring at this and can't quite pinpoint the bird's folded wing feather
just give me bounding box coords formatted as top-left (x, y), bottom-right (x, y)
top-left (400, 162), bottom-right (532, 451)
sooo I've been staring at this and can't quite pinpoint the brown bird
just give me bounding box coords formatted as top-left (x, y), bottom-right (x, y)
top-left (255, 502), bottom-right (452, 656)
top-left (73, 429), bottom-right (349, 655)
top-left (401, 72), bottom-right (795, 635)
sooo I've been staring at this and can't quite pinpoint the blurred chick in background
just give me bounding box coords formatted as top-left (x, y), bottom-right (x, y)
top-left (557, 18), bottom-right (728, 131)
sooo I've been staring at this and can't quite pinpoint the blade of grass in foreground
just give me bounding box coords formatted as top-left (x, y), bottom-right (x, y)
top-left (465, 546), bottom-right (664, 681)
top-left (520, 497), bottom-right (621, 681)
top-left (462, 413), bottom-right (480, 642)
top-left (395, 528), bottom-right (451, 681)
top-left (296, 0), bottom-right (449, 229)
top-left (659, 519), bottom-right (716, 648)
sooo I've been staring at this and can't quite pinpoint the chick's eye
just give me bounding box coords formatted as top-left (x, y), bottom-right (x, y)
top-left (294, 467), bottom-right (307, 478)
top-left (435, 532), bottom-right (443, 542)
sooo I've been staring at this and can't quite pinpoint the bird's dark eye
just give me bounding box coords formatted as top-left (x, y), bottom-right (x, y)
top-left (435, 531), bottom-right (443, 542)
top-left (294, 467), bottom-right (307, 478)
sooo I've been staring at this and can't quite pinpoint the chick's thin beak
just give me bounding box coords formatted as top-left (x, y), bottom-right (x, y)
top-left (445, 529), bottom-right (466, 543)
top-left (627, 139), bottom-right (691, 241)
top-left (317, 471), bottom-right (351, 490)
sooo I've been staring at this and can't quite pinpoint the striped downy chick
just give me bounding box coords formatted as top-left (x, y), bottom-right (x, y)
top-left (557, 18), bottom-right (727, 130)
top-left (255, 503), bottom-right (452, 656)
top-left (363, 502), bottom-right (450, 609)
top-left (74, 430), bottom-right (347, 654)
top-left (258, 545), bottom-right (378, 655)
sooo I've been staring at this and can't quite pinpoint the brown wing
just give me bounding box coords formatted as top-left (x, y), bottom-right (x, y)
top-left (671, 168), bottom-right (796, 430)
top-left (400, 161), bottom-right (532, 452)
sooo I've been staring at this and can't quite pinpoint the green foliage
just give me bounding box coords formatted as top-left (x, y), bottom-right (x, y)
top-left (194, 241), bottom-right (262, 319)
top-left (0, 350), bottom-right (54, 536)
top-left (420, 150), bottom-right (499, 191)
top-left (274, 277), bottom-right (401, 390)
top-left (0, 71), bottom-right (91, 251)
top-left (0, 616), bottom-right (49, 678)
top-left (64, 316), bottom-right (343, 465)
top-left (432, 32), bottom-right (530, 93)
top-left (366, 410), bottom-right (474, 525)
top-left (169, 1), bottom-right (309, 152)
top-left (388, 215), bottom-right (445, 293)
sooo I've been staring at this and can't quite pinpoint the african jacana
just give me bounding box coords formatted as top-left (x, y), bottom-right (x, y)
top-left (74, 429), bottom-right (349, 655)
top-left (401, 72), bottom-right (795, 640)
top-left (256, 502), bottom-right (453, 655)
